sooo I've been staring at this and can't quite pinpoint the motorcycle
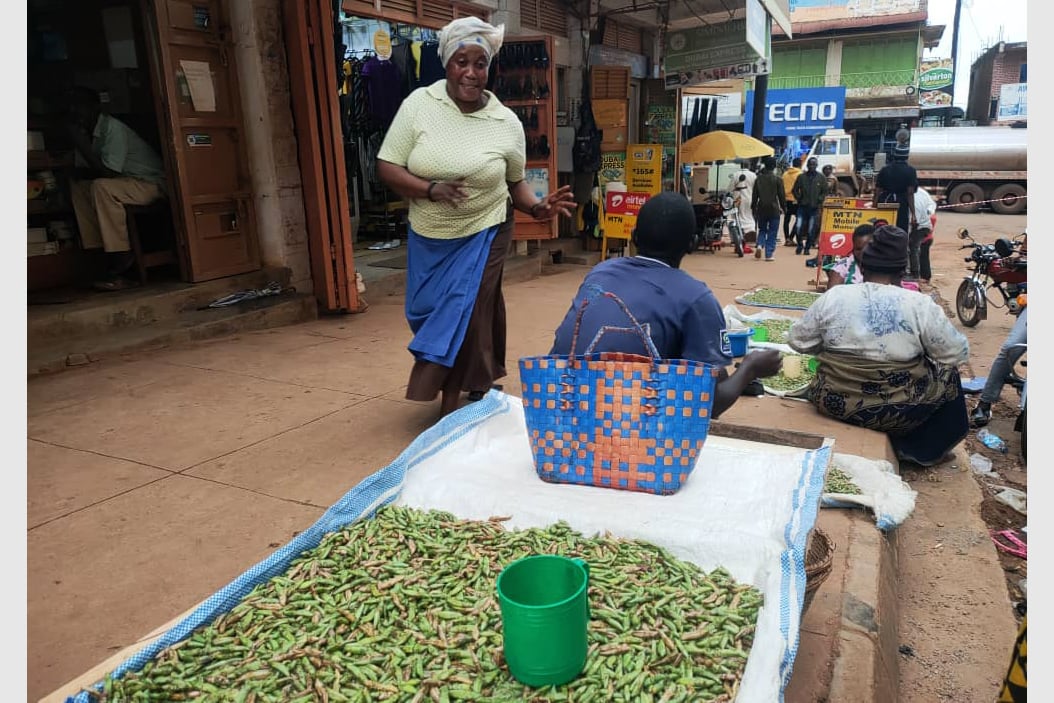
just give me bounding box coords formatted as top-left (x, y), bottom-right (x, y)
top-left (722, 188), bottom-right (746, 258)
top-left (955, 228), bottom-right (1027, 328)
top-left (688, 188), bottom-right (725, 254)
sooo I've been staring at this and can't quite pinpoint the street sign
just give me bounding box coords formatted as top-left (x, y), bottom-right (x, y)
top-left (664, 59), bottom-right (770, 90)
top-left (663, 19), bottom-right (763, 76)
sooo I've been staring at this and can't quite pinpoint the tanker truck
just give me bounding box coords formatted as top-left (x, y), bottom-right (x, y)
top-left (804, 126), bottom-right (1027, 214)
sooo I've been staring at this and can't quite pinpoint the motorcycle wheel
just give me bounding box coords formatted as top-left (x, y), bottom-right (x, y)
top-left (955, 279), bottom-right (983, 327)
top-left (731, 228), bottom-right (744, 257)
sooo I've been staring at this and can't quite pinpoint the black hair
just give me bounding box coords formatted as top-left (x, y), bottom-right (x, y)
top-left (762, 156), bottom-right (777, 171)
top-left (631, 192), bottom-right (695, 266)
top-left (852, 223), bottom-right (876, 240)
top-left (792, 157), bottom-right (802, 167)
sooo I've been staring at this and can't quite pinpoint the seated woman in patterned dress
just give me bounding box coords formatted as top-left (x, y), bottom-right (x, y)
top-left (787, 225), bottom-right (970, 466)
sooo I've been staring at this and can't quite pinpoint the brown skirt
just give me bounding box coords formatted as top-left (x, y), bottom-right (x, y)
top-left (405, 208), bottom-right (513, 401)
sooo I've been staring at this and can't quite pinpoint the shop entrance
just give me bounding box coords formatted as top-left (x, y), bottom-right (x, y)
top-left (27, 0), bottom-right (261, 300)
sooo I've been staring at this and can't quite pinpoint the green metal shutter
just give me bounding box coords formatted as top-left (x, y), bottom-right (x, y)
top-left (840, 38), bottom-right (917, 88)
top-left (771, 46), bottom-right (827, 89)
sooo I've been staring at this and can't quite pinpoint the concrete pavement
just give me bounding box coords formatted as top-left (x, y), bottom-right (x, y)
top-left (28, 223), bottom-right (1010, 702)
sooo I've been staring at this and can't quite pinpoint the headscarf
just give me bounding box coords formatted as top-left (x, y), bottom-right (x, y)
top-left (437, 17), bottom-right (505, 67)
top-left (861, 225), bottom-right (909, 273)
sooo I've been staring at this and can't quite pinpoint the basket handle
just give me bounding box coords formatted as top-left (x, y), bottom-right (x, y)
top-left (568, 287), bottom-right (661, 361)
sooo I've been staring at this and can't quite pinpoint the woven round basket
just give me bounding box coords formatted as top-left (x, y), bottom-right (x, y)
top-left (803, 528), bottom-right (835, 613)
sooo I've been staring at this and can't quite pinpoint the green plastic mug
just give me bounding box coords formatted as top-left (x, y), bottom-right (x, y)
top-left (496, 555), bottom-right (590, 687)
top-left (752, 326), bottom-right (769, 343)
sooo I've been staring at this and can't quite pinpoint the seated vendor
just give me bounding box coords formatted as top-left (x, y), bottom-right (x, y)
top-left (788, 225), bottom-right (970, 466)
top-left (550, 192), bottom-right (781, 419)
top-left (824, 223), bottom-right (875, 287)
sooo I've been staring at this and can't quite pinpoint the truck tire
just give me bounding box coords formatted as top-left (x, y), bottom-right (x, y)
top-left (990, 183), bottom-right (1027, 215)
top-left (947, 183), bottom-right (984, 214)
top-left (835, 181), bottom-right (855, 197)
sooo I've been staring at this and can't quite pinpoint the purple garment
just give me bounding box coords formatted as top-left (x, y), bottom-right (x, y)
top-left (361, 57), bottom-right (405, 129)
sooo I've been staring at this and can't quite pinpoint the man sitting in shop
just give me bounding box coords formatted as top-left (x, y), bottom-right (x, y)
top-left (549, 192), bottom-right (782, 419)
top-left (66, 87), bottom-right (167, 291)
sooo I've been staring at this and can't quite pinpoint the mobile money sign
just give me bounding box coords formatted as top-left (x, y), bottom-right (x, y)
top-left (626, 145), bottom-right (663, 196)
top-left (603, 191), bottom-right (650, 239)
top-left (819, 198), bottom-right (899, 255)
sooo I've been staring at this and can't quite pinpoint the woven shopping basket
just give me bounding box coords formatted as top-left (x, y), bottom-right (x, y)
top-left (519, 290), bottom-right (720, 496)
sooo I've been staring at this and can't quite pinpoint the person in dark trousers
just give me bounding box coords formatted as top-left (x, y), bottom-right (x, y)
top-left (781, 157), bottom-right (802, 247)
top-left (751, 156), bottom-right (785, 262)
top-left (550, 192), bottom-right (782, 419)
top-left (791, 157), bottom-right (826, 256)
top-left (805, 164), bottom-right (842, 268)
top-left (873, 143), bottom-right (918, 233)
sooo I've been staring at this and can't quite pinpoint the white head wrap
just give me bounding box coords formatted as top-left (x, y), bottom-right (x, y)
top-left (437, 17), bottom-right (505, 67)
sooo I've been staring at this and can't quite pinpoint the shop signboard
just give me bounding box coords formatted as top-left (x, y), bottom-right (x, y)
top-left (626, 144), bottom-right (663, 196)
top-left (598, 151), bottom-right (627, 191)
top-left (603, 191), bottom-right (649, 238)
top-left (819, 198), bottom-right (898, 252)
top-left (789, 0), bottom-right (921, 24)
top-left (664, 59), bottom-right (769, 90)
top-left (744, 86), bottom-right (845, 136)
top-left (918, 58), bottom-right (954, 110)
top-left (997, 83), bottom-right (1027, 121)
top-left (663, 19), bottom-right (764, 79)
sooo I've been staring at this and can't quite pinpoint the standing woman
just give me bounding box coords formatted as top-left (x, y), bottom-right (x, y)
top-left (377, 17), bottom-right (576, 418)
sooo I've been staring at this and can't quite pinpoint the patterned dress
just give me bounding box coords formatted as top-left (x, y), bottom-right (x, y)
top-left (788, 282), bottom-right (970, 465)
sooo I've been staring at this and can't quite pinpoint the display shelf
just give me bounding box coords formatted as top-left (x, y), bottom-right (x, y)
top-left (489, 35), bottom-right (558, 241)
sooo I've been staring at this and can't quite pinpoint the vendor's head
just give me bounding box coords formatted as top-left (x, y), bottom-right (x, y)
top-left (851, 223), bottom-right (876, 264)
top-left (66, 86), bottom-right (102, 131)
top-left (631, 192), bottom-right (695, 268)
top-left (438, 17), bottom-right (505, 110)
top-left (860, 225), bottom-right (909, 283)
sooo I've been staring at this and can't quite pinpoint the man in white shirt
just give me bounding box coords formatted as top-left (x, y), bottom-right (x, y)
top-left (66, 87), bottom-right (167, 290)
top-left (909, 187), bottom-right (938, 283)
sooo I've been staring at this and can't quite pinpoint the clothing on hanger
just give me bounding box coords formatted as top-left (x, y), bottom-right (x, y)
top-left (417, 41), bottom-right (444, 87)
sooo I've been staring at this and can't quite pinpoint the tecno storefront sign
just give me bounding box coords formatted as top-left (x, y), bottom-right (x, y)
top-left (744, 87), bottom-right (846, 136)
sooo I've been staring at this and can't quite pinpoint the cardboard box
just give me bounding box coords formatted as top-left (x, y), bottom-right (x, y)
top-left (600, 126), bottom-right (628, 150)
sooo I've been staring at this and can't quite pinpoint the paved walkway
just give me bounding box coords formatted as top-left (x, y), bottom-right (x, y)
top-left (28, 225), bottom-right (1011, 702)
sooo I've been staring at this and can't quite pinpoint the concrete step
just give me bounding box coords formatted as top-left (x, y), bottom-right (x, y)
top-left (28, 292), bottom-right (318, 377)
top-left (27, 267), bottom-right (293, 344)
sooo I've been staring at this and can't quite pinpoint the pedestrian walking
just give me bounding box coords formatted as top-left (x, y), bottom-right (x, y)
top-left (751, 156), bottom-right (785, 262)
top-left (727, 160), bottom-right (757, 246)
top-left (781, 157), bottom-right (802, 247)
top-left (791, 157), bottom-right (827, 257)
top-left (377, 16), bottom-right (576, 418)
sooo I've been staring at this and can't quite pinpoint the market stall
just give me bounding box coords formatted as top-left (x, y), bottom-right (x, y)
top-left (60, 391), bottom-right (831, 703)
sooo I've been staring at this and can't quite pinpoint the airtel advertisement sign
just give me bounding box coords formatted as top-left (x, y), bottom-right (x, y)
top-left (744, 87), bottom-right (846, 137)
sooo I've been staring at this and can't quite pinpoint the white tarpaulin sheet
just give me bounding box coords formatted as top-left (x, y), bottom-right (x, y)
top-left (396, 392), bottom-right (831, 702)
top-left (69, 390), bottom-right (831, 703)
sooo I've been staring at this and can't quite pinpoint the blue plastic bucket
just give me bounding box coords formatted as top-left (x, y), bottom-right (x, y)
top-left (727, 328), bottom-right (753, 357)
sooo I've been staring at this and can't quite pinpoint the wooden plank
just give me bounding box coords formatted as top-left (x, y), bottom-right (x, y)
top-left (709, 421), bottom-right (829, 450)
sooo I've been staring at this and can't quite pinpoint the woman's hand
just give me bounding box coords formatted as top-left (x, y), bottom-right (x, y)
top-left (429, 178), bottom-right (469, 206)
top-left (740, 349), bottom-right (783, 380)
top-left (530, 185), bottom-right (577, 220)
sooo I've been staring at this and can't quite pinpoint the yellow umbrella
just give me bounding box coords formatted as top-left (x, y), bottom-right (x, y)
top-left (680, 130), bottom-right (774, 163)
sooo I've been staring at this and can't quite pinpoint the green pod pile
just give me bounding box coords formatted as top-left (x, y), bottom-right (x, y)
top-left (741, 289), bottom-right (821, 309)
top-left (748, 318), bottom-right (795, 344)
top-left (99, 507), bottom-right (764, 703)
top-left (824, 466), bottom-right (862, 495)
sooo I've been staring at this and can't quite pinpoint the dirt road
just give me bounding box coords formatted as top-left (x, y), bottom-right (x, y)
top-left (893, 209), bottom-right (1026, 702)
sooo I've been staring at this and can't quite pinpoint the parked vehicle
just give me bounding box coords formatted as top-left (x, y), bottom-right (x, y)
top-left (722, 188), bottom-right (745, 258)
top-left (955, 228), bottom-right (1027, 328)
top-left (687, 188), bottom-right (725, 254)
top-left (806, 126), bottom-right (1027, 214)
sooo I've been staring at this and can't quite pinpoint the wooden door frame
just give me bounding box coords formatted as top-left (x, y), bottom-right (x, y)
top-left (284, 0), bottom-right (362, 313)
